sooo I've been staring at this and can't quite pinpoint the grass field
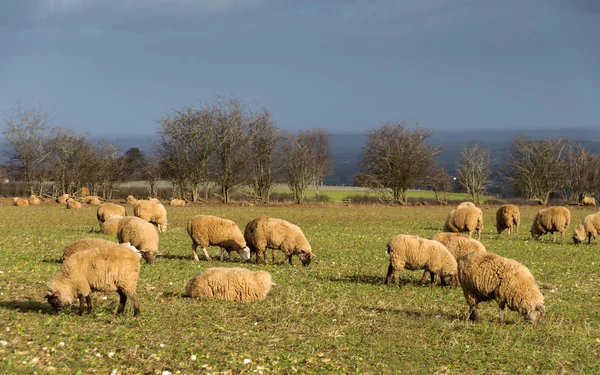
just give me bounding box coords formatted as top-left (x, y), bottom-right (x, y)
top-left (1, 202), bottom-right (599, 374)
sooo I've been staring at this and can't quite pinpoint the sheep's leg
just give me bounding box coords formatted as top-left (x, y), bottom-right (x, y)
top-left (86, 295), bottom-right (92, 314)
top-left (465, 294), bottom-right (479, 321)
top-left (219, 248), bottom-right (226, 262)
top-left (78, 295), bottom-right (86, 316)
top-left (552, 232), bottom-right (556, 243)
top-left (561, 230), bottom-right (565, 243)
top-left (202, 247), bottom-right (212, 261)
top-left (271, 249), bottom-right (277, 263)
top-left (124, 289), bottom-right (140, 316)
top-left (192, 243), bottom-right (200, 262)
top-left (117, 290), bottom-right (127, 314)
top-left (278, 255), bottom-right (289, 265)
top-left (498, 303), bottom-right (506, 323)
top-left (385, 263), bottom-right (397, 286)
top-left (288, 255), bottom-right (293, 265)
top-left (419, 270), bottom-right (430, 285)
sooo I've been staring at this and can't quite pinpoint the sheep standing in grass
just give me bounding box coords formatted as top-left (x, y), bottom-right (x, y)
top-left (170, 198), bottom-right (186, 206)
top-left (66, 198), bottom-right (82, 210)
top-left (97, 203), bottom-right (127, 230)
top-left (457, 202), bottom-right (476, 209)
top-left (530, 206), bottom-right (571, 242)
top-left (385, 234), bottom-right (457, 286)
top-left (56, 194), bottom-right (70, 204)
top-left (47, 246), bottom-right (141, 316)
top-left (101, 216), bottom-right (124, 235)
top-left (125, 195), bottom-right (137, 205)
top-left (572, 212), bottom-right (600, 244)
top-left (28, 195), bottom-right (41, 206)
top-left (117, 216), bottom-right (159, 264)
top-left (187, 215), bottom-right (250, 262)
top-left (134, 200), bottom-right (167, 232)
top-left (443, 207), bottom-right (484, 239)
top-left (244, 216), bottom-right (315, 266)
top-left (62, 238), bottom-right (120, 260)
top-left (457, 251), bottom-right (545, 323)
top-left (184, 267), bottom-right (273, 302)
top-left (583, 196), bottom-right (596, 207)
top-left (13, 197), bottom-right (29, 207)
top-left (496, 204), bottom-right (520, 235)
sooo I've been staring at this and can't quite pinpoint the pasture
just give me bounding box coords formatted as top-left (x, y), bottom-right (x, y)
top-left (1, 202), bottom-right (599, 374)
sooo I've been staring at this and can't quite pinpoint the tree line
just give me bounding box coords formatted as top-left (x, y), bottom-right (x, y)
top-left (2, 99), bottom-right (599, 205)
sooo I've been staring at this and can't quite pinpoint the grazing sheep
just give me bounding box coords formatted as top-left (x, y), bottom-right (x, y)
top-left (457, 251), bottom-right (545, 323)
top-left (56, 194), bottom-right (70, 204)
top-left (572, 212), bottom-right (600, 244)
top-left (81, 196), bottom-right (101, 205)
top-left (101, 216), bottom-right (124, 235)
top-left (385, 234), bottom-right (458, 287)
top-left (530, 206), bottom-right (571, 242)
top-left (457, 201), bottom-right (476, 209)
top-left (66, 198), bottom-right (82, 210)
top-left (184, 267), bottom-right (272, 302)
top-left (46, 246), bottom-right (141, 316)
top-left (496, 204), bottom-right (521, 235)
top-left (28, 195), bottom-right (41, 206)
top-left (117, 216), bottom-right (159, 264)
top-left (187, 215), bottom-right (250, 262)
top-left (443, 207), bottom-right (484, 240)
top-left (97, 203), bottom-right (127, 229)
top-left (133, 200), bottom-right (167, 232)
top-left (125, 195), bottom-right (137, 205)
top-left (582, 196), bottom-right (596, 207)
top-left (13, 197), bottom-right (29, 207)
top-left (170, 198), bottom-right (186, 206)
top-left (62, 237), bottom-right (121, 260)
top-left (244, 216), bottom-right (315, 266)
top-left (431, 232), bottom-right (486, 259)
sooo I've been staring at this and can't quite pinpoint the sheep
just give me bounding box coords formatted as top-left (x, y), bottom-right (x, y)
top-left (244, 216), bottom-right (315, 266)
top-left (125, 195), bottom-right (137, 205)
top-left (431, 232), bottom-right (486, 259)
top-left (457, 201), bottom-right (476, 209)
top-left (530, 206), bottom-right (571, 242)
top-left (66, 198), bottom-right (82, 210)
top-left (13, 197), bottom-right (29, 207)
top-left (101, 215), bottom-right (124, 235)
top-left (56, 194), bottom-right (70, 204)
top-left (582, 196), bottom-right (596, 207)
top-left (117, 216), bottom-right (159, 264)
top-left (170, 198), bottom-right (186, 206)
top-left (97, 203), bottom-right (127, 229)
top-left (46, 246), bottom-right (141, 316)
top-left (457, 251), bottom-right (545, 323)
top-left (187, 215), bottom-right (250, 262)
top-left (81, 195), bottom-right (101, 205)
top-left (184, 267), bottom-right (273, 302)
top-left (385, 234), bottom-right (458, 287)
top-left (62, 237), bottom-right (122, 260)
top-left (148, 197), bottom-right (161, 204)
top-left (572, 212), bottom-right (600, 244)
top-left (443, 207), bottom-right (484, 240)
top-left (496, 204), bottom-right (520, 235)
top-left (133, 200), bottom-right (167, 232)
top-left (28, 195), bottom-right (41, 206)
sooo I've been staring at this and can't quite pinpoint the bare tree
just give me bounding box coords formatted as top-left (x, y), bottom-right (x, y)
top-left (1, 101), bottom-right (54, 195)
top-left (561, 142), bottom-right (600, 203)
top-left (455, 143), bottom-right (492, 205)
top-left (309, 129), bottom-right (333, 199)
top-left (96, 141), bottom-right (124, 199)
top-left (503, 135), bottom-right (567, 205)
top-left (47, 130), bottom-right (95, 196)
top-left (247, 108), bottom-right (280, 203)
top-left (142, 155), bottom-right (161, 198)
top-left (280, 131), bottom-right (313, 204)
top-left (357, 121), bottom-right (440, 204)
top-left (424, 164), bottom-right (452, 205)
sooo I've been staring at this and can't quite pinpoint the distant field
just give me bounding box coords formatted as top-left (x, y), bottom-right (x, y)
top-left (1, 203), bottom-right (599, 374)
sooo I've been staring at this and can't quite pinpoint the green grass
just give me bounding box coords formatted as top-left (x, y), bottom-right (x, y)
top-left (1, 203), bottom-right (599, 374)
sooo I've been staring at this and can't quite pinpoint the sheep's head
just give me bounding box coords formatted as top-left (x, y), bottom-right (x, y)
top-left (45, 290), bottom-right (71, 312)
top-left (441, 272), bottom-right (458, 287)
top-left (529, 226), bottom-right (542, 240)
top-left (238, 246), bottom-right (251, 261)
top-left (572, 225), bottom-right (586, 244)
top-left (526, 304), bottom-right (545, 324)
top-left (299, 251), bottom-right (315, 267)
top-left (159, 222), bottom-right (168, 233)
top-left (141, 250), bottom-right (157, 264)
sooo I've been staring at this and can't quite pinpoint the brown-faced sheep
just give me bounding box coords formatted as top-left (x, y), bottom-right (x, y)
top-left (133, 200), bottom-right (167, 232)
top-left (125, 195), bottom-right (137, 205)
top-left (117, 216), bottom-right (159, 264)
top-left (66, 198), bottom-right (82, 210)
top-left (62, 237), bottom-right (122, 260)
top-left (96, 203), bottom-right (127, 230)
top-left (457, 201), bottom-right (476, 209)
top-left (385, 234), bottom-right (458, 287)
top-left (170, 198), bottom-right (186, 206)
top-left (56, 194), bottom-right (70, 204)
top-left (47, 246), bottom-right (141, 316)
top-left (530, 206), bottom-right (571, 242)
top-left (187, 215), bottom-right (250, 262)
top-left (496, 204), bottom-right (520, 235)
top-left (572, 212), bottom-right (600, 244)
top-left (244, 216), bottom-right (315, 266)
top-left (184, 267), bottom-right (273, 302)
top-left (582, 196), bottom-right (596, 207)
top-left (457, 251), bottom-right (545, 323)
top-left (101, 216), bottom-right (124, 235)
top-left (443, 207), bottom-right (484, 240)
top-left (28, 195), bottom-right (41, 206)
top-left (13, 197), bottom-right (29, 207)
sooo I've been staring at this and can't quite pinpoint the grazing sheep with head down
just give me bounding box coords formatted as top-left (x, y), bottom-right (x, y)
top-left (443, 207), bottom-right (484, 240)
top-left (496, 204), bottom-right (520, 235)
top-left (582, 196), bottom-right (596, 207)
top-left (62, 237), bottom-right (121, 261)
top-left (96, 203), bottom-right (126, 230)
top-left (47, 246), bottom-right (141, 316)
top-left (457, 251), bottom-right (545, 323)
top-left (28, 195), bottom-right (41, 206)
top-left (385, 234), bottom-right (457, 287)
top-left (101, 216), bottom-right (124, 235)
top-left (244, 216), bottom-right (315, 266)
top-left (184, 267), bottom-right (273, 302)
top-left (572, 212), bottom-right (600, 244)
top-left (66, 198), bottom-right (82, 210)
top-left (117, 216), bottom-right (159, 264)
top-left (530, 206), bottom-right (571, 242)
top-left (133, 200), bottom-right (167, 232)
top-left (170, 198), bottom-right (186, 206)
top-left (56, 194), bottom-right (70, 204)
top-left (187, 215), bottom-right (250, 262)
top-left (125, 195), bottom-right (137, 205)
top-left (13, 197), bottom-right (29, 207)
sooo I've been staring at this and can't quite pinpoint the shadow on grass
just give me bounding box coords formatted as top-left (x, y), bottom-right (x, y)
top-left (326, 274), bottom-right (448, 287)
top-left (160, 254), bottom-right (252, 263)
top-left (0, 300), bottom-right (54, 314)
top-left (42, 258), bottom-right (62, 264)
top-left (363, 306), bottom-right (462, 321)
top-left (160, 254), bottom-right (193, 261)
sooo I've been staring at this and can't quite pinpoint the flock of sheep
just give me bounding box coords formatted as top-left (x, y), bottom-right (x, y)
top-left (11, 192), bottom-right (599, 324)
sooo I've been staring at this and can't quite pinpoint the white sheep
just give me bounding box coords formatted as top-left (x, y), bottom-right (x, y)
top-left (97, 203), bottom-right (126, 230)
top-left (28, 195), bottom-right (41, 206)
top-left (184, 267), bottom-right (273, 302)
top-left (187, 215), bottom-right (250, 262)
top-left (495, 204), bottom-right (520, 235)
top-left (133, 200), bottom-right (167, 232)
top-left (443, 207), bottom-right (484, 239)
top-left (56, 194), bottom-right (70, 204)
top-left (530, 206), bottom-right (571, 242)
top-left (66, 198), bottom-right (82, 210)
top-left (117, 216), bottom-right (159, 264)
top-left (62, 237), bottom-right (120, 260)
top-left (13, 197), bottom-right (29, 207)
top-left (170, 198), bottom-right (186, 206)
top-left (572, 212), bottom-right (600, 244)
top-left (101, 216), bottom-right (124, 235)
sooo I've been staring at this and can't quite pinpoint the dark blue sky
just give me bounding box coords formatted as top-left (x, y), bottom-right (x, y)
top-left (1, 0), bottom-right (599, 137)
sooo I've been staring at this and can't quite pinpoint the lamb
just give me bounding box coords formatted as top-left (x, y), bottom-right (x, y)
top-left (457, 251), bottom-right (545, 323)
top-left (125, 195), bottom-right (137, 205)
top-left (443, 207), bottom-right (484, 239)
top-left (56, 194), bottom-right (70, 204)
top-left (530, 206), bottom-right (571, 242)
top-left (244, 216), bottom-right (315, 266)
top-left (28, 195), bottom-right (41, 206)
top-left (66, 198), bottom-right (82, 210)
top-left (133, 200), bottom-right (167, 232)
top-left (572, 212), bottom-right (600, 244)
top-left (582, 196), bottom-right (596, 207)
top-left (184, 267), bottom-right (273, 302)
top-left (97, 203), bottom-right (127, 229)
top-left (385, 234), bottom-right (458, 287)
top-left (457, 201), bottom-right (476, 209)
top-left (187, 215), bottom-right (251, 262)
top-left (117, 216), bottom-right (159, 264)
top-left (62, 237), bottom-right (134, 260)
top-left (170, 198), bottom-right (186, 206)
top-left (13, 197), bottom-right (29, 207)
top-left (101, 216), bottom-right (124, 235)
top-left (46, 246), bottom-right (141, 316)
top-left (495, 204), bottom-right (520, 235)
top-left (81, 196), bottom-right (101, 205)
